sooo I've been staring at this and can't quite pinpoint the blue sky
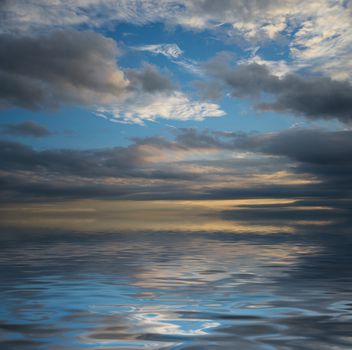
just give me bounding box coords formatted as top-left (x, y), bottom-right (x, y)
top-left (0, 0), bottom-right (351, 204)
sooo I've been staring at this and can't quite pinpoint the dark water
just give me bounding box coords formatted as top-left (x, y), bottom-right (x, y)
top-left (0, 198), bottom-right (352, 350)
top-left (1, 227), bottom-right (352, 350)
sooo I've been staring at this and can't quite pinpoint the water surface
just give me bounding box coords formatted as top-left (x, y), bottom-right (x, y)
top-left (1, 200), bottom-right (352, 349)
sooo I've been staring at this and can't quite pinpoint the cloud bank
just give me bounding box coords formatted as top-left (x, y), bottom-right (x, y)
top-left (201, 59), bottom-right (352, 124)
top-left (1, 127), bottom-right (351, 203)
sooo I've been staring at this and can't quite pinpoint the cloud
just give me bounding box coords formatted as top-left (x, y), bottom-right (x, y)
top-left (126, 64), bottom-right (175, 93)
top-left (181, 1), bottom-right (352, 80)
top-left (0, 30), bottom-right (224, 124)
top-left (96, 91), bottom-right (225, 124)
top-left (0, 30), bottom-right (128, 110)
top-left (0, 121), bottom-right (52, 137)
top-left (174, 127), bottom-right (352, 164)
top-left (132, 43), bottom-right (203, 76)
top-left (1, 1), bottom-right (350, 124)
top-left (232, 128), bottom-right (352, 165)
top-left (238, 55), bottom-right (293, 78)
top-left (201, 59), bottom-right (352, 123)
top-left (0, 136), bottom-right (203, 202)
top-left (174, 127), bottom-right (352, 196)
top-left (3, 1), bottom-right (351, 81)
top-left (0, 126), bottom-right (351, 202)
top-left (0, 0), bottom-right (180, 33)
top-left (0, 139), bottom-right (143, 178)
top-left (132, 44), bottom-right (183, 59)
top-left (0, 138), bottom-right (198, 180)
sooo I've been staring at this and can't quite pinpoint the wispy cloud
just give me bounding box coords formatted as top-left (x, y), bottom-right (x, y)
top-left (96, 91), bottom-right (225, 124)
top-left (132, 43), bottom-right (202, 76)
top-left (132, 43), bottom-right (183, 58)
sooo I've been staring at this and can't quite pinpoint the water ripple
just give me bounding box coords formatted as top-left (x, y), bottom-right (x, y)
top-left (0, 230), bottom-right (352, 349)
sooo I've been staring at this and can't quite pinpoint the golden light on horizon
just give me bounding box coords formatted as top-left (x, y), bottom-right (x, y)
top-left (0, 198), bottom-right (332, 234)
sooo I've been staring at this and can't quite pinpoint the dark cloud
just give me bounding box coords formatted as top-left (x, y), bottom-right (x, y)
top-left (0, 29), bottom-right (184, 123)
top-left (0, 169), bottom-right (198, 203)
top-left (232, 128), bottom-right (352, 164)
top-left (192, 79), bottom-right (224, 100)
top-left (0, 137), bottom-right (200, 181)
top-left (0, 30), bottom-right (128, 110)
top-left (0, 121), bottom-right (52, 137)
top-left (173, 127), bottom-right (352, 198)
top-left (202, 59), bottom-right (352, 123)
top-left (175, 127), bottom-right (352, 164)
top-left (0, 139), bottom-right (198, 202)
top-left (174, 127), bottom-right (246, 150)
top-left (0, 172), bottom-right (133, 202)
top-left (0, 139), bottom-right (155, 178)
top-left (127, 64), bottom-right (175, 93)
top-left (0, 127), bottom-right (351, 202)
top-left (231, 128), bottom-right (352, 193)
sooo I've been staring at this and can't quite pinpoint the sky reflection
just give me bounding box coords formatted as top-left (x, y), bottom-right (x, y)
top-left (0, 198), bottom-right (335, 234)
top-left (1, 202), bottom-right (352, 349)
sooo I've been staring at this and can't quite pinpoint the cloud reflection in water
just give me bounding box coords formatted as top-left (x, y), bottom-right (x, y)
top-left (0, 199), bottom-right (351, 349)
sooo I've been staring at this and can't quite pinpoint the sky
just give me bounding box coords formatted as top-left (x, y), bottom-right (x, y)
top-left (0, 0), bottom-right (351, 221)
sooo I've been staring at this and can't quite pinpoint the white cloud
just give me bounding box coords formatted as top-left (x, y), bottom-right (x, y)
top-left (238, 55), bottom-right (293, 78)
top-left (96, 92), bottom-right (225, 124)
top-left (0, 0), bottom-right (174, 33)
top-left (133, 43), bottom-right (183, 58)
top-left (169, 59), bottom-right (203, 78)
top-left (2, 0), bottom-right (351, 81)
top-left (133, 43), bottom-right (203, 76)
top-left (288, 2), bottom-right (352, 80)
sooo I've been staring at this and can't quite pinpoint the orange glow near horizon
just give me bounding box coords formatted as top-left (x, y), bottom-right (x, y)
top-left (0, 198), bottom-right (333, 234)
